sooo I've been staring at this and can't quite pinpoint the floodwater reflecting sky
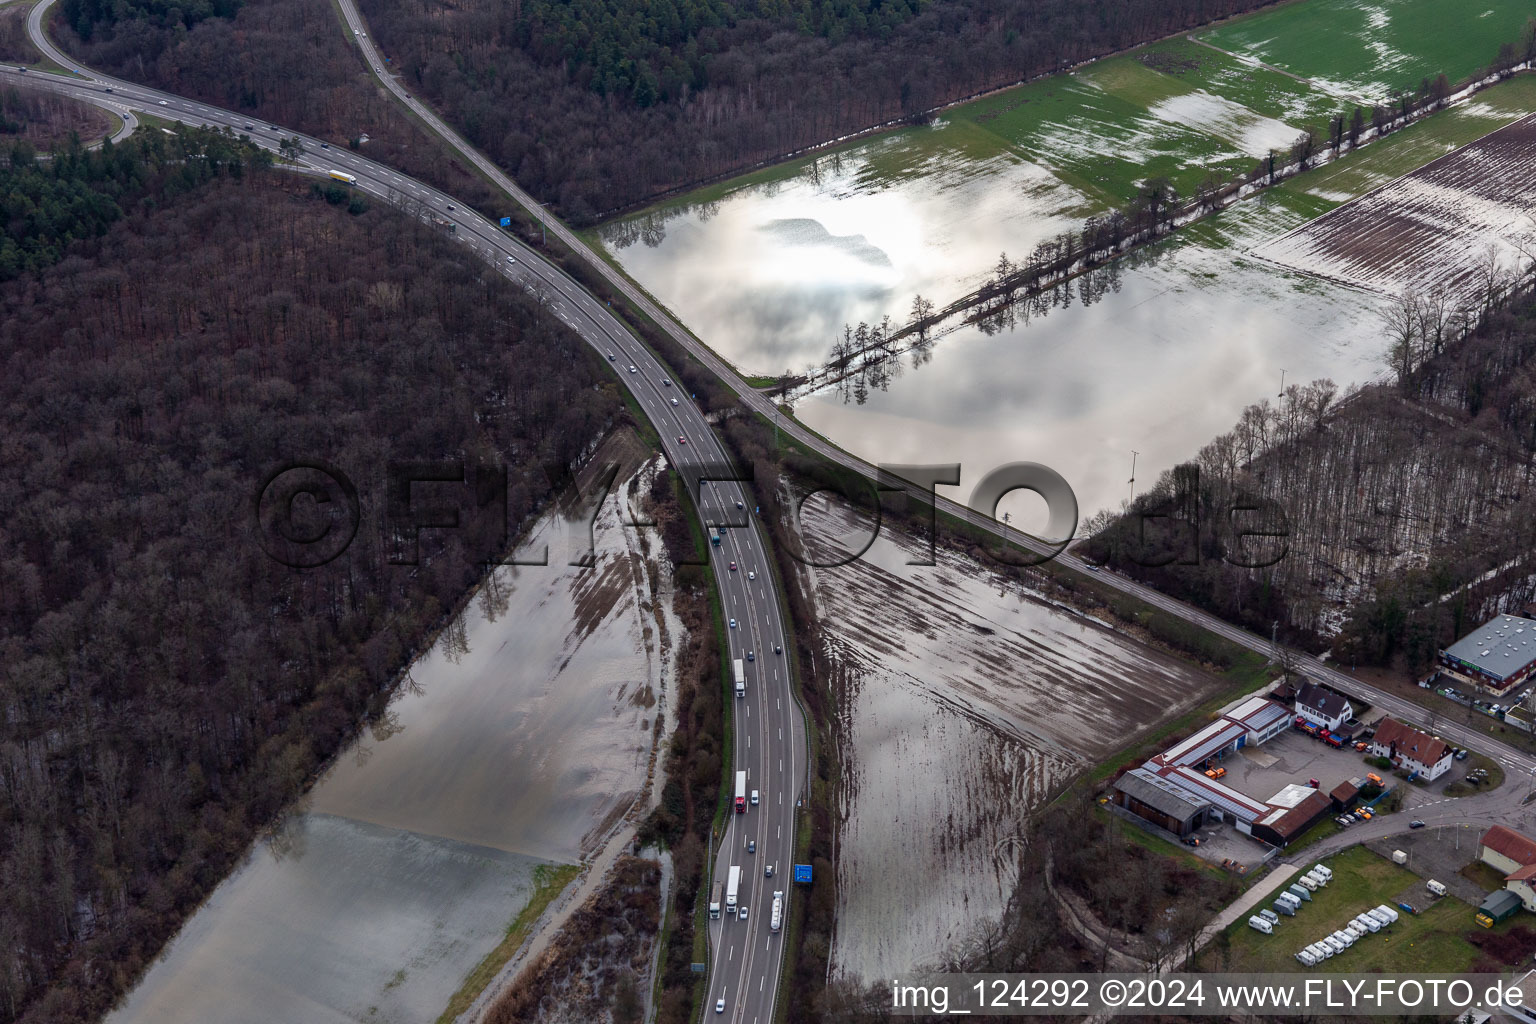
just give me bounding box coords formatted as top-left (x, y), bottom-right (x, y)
top-left (600, 133), bottom-right (1387, 522)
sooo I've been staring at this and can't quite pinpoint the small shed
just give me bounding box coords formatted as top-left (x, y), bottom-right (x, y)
top-left (1329, 778), bottom-right (1360, 812)
top-left (1480, 889), bottom-right (1523, 925)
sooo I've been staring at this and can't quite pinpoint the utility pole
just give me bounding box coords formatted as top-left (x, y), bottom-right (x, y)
top-left (1128, 450), bottom-right (1139, 505)
top-left (1278, 368), bottom-right (1287, 397)
top-left (1002, 511), bottom-right (1011, 547)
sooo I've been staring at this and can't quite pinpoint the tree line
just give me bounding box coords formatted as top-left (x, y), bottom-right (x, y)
top-left (1081, 275), bottom-right (1536, 674)
top-left (356, 0), bottom-right (1299, 222)
top-left (0, 171), bottom-right (623, 1022)
top-left (806, 22), bottom-right (1536, 394)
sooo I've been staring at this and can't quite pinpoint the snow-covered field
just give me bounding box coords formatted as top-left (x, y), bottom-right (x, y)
top-left (798, 498), bottom-right (1224, 981)
top-left (1148, 91), bottom-right (1302, 156)
top-left (1253, 111), bottom-right (1536, 304)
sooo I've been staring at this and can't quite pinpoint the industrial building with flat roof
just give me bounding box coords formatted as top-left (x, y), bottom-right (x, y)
top-left (1439, 614), bottom-right (1536, 694)
top-left (1112, 697), bottom-right (1325, 844)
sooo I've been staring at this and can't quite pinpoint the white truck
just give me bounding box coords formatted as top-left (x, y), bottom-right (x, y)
top-left (734, 771), bottom-right (747, 813)
top-left (734, 658), bottom-right (745, 697)
top-left (710, 881), bottom-right (723, 919)
top-left (770, 891), bottom-right (784, 932)
top-left (726, 866), bottom-right (742, 911)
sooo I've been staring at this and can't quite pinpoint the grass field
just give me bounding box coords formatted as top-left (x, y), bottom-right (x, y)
top-left (939, 46), bottom-right (1328, 209)
top-left (1209, 846), bottom-right (1518, 973)
top-left (1200, 0), bottom-right (1536, 99)
top-left (435, 861), bottom-right (581, 1023)
top-left (1275, 72), bottom-right (1536, 206)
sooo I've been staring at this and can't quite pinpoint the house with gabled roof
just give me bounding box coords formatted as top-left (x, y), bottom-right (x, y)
top-left (1368, 718), bottom-right (1451, 781)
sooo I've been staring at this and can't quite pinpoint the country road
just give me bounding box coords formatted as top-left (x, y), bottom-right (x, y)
top-left (9, 5), bottom-right (805, 1021)
top-left (10, 2), bottom-right (1536, 1016)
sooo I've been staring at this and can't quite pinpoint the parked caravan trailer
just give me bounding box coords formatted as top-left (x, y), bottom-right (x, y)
top-left (1391, 850), bottom-right (1408, 865)
top-left (1308, 942), bottom-right (1332, 960)
top-left (1375, 904), bottom-right (1400, 924)
top-left (1427, 880), bottom-right (1447, 897)
top-left (1312, 864), bottom-right (1333, 881)
top-left (1259, 908), bottom-right (1280, 925)
top-left (1354, 913), bottom-right (1380, 933)
top-left (1344, 921), bottom-right (1367, 939)
top-left (1305, 869), bottom-right (1329, 887)
top-left (1295, 950), bottom-right (1317, 966)
top-left (1365, 909), bottom-right (1391, 928)
top-left (1248, 916), bottom-right (1273, 934)
top-left (1297, 875), bottom-right (1319, 892)
top-left (1277, 891), bottom-right (1301, 907)
top-left (1288, 884), bottom-right (1312, 902)
top-left (1273, 899), bottom-right (1296, 916)
top-left (1322, 936), bottom-right (1344, 955)
top-left (1333, 930), bottom-right (1355, 947)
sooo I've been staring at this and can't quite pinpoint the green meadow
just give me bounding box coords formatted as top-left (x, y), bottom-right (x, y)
top-left (1200, 0), bottom-right (1536, 98)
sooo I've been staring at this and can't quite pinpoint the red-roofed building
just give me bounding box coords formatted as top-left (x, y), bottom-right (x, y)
top-left (1483, 825), bottom-right (1536, 875)
top-left (1487, 827), bottom-right (1536, 913)
top-left (1368, 718), bottom-right (1452, 781)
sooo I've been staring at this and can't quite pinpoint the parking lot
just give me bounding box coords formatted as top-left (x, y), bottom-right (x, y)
top-left (1364, 831), bottom-right (1484, 908)
top-left (1217, 728), bottom-right (1375, 804)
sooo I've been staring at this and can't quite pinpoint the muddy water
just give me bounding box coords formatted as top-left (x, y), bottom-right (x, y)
top-left (106, 461), bottom-right (674, 1024)
top-left (801, 498), bottom-right (1222, 980)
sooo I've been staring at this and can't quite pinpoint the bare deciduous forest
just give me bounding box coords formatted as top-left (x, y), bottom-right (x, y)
top-left (361, 0), bottom-right (1293, 220)
top-left (1083, 289), bottom-right (1536, 675)
top-left (0, 171), bottom-right (622, 1023)
top-left (51, 0), bottom-right (510, 219)
top-left (57, 0), bottom-right (1291, 223)
top-left (0, 88), bottom-right (113, 162)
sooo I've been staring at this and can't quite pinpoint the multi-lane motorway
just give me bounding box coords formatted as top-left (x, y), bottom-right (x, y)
top-left (303, 0), bottom-right (1536, 788)
top-left (6, 10), bottom-right (804, 1020)
top-left (10, 5), bottom-right (1536, 1018)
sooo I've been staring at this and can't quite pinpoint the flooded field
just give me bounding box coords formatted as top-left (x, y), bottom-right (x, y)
top-left (796, 215), bottom-right (1387, 521)
top-left (799, 499), bottom-right (1225, 980)
top-left (600, 116), bottom-right (1397, 520)
top-left (1255, 111), bottom-right (1536, 304)
top-left (107, 455), bottom-right (678, 1024)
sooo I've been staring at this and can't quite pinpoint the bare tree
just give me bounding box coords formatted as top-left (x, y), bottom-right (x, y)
top-left (1381, 289), bottom-right (1421, 387)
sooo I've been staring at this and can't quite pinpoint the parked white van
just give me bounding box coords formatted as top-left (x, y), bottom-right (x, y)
top-left (1427, 879), bottom-right (1448, 897)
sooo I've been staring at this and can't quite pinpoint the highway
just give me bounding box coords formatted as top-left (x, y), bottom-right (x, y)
top-left (10, 3), bottom-right (1536, 1016)
top-left (7, 8), bottom-right (803, 1021)
top-left (306, 0), bottom-right (1536, 785)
